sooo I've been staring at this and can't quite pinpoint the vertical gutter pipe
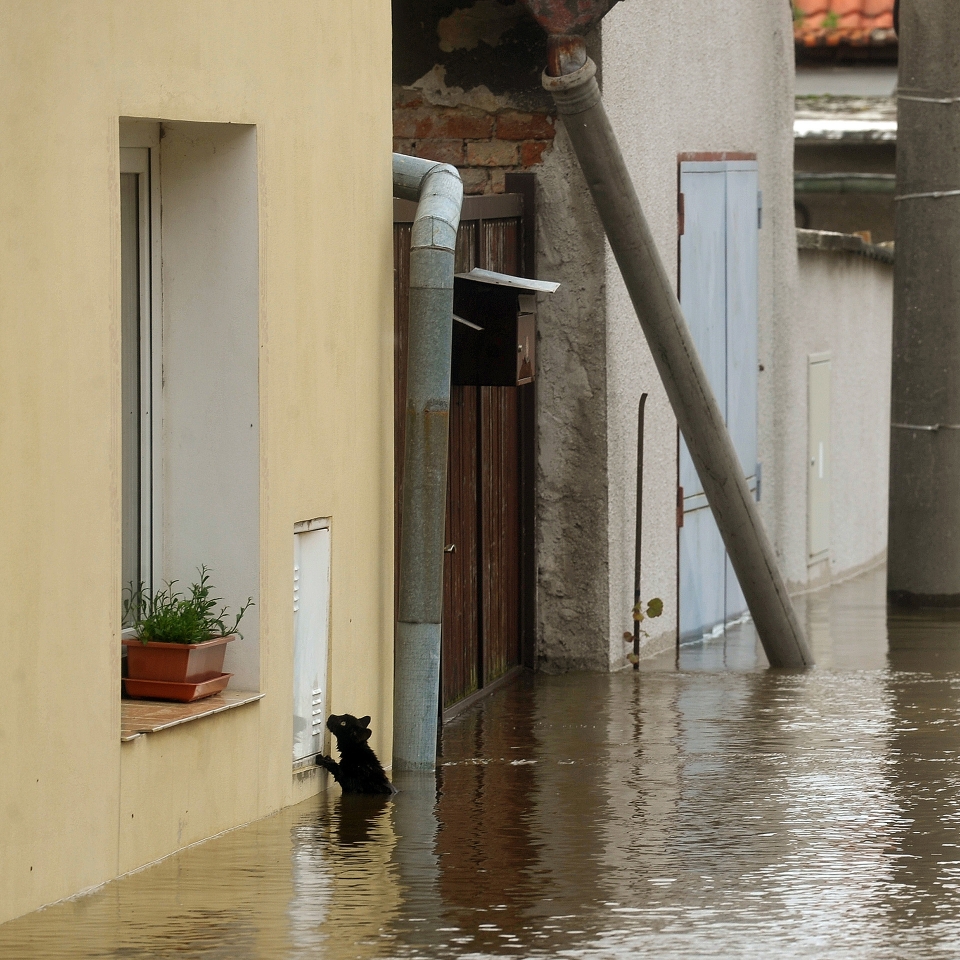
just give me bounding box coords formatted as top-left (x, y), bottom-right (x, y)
top-left (392, 154), bottom-right (464, 770)
top-left (541, 48), bottom-right (812, 668)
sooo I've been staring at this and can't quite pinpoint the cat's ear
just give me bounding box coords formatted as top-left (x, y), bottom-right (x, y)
top-left (363, 728), bottom-right (372, 741)
top-left (359, 716), bottom-right (371, 728)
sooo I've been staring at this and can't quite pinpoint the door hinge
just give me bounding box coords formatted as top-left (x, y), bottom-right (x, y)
top-left (678, 192), bottom-right (685, 236)
top-left (677, 485), bottom-right (684, 528)
top-left (757, 189), bottom-right (763, 230)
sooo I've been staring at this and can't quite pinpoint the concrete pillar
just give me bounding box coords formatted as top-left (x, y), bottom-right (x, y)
top-left (888, 0), bottom-right (960, 604)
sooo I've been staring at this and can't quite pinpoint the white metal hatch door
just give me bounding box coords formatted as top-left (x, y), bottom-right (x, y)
top-left (293, 518), bottom-right (331, 762)
top-left (808, 354), bottom-right (832, 562)
top-left (678, 159), bottom-right (760, 643)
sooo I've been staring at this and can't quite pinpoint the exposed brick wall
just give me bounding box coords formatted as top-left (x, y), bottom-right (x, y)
top-left (393, 88), bottom-right (556, 195)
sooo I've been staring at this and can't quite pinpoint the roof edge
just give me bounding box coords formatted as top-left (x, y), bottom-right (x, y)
top-left (797, 228), bottom-right (895, 264)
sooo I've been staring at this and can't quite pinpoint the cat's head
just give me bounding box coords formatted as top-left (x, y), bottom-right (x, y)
top-left (326, 713), bottom-right (373, 745)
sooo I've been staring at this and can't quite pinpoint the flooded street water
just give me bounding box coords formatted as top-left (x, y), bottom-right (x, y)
top-left (9, 566), bottom-right (960, 958)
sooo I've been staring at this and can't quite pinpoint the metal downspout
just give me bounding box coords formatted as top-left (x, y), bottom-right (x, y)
top-left (526, 25), bottom-right (812, 668)
top-left (392, 154), bottom-right (464, 770)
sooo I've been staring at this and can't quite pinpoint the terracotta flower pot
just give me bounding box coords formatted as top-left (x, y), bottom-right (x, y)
top-left (122, 634), bottom-right (237, 684)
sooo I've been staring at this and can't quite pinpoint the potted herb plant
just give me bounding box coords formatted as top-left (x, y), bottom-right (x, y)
top-left (122, 566), bottom-right (254, 702)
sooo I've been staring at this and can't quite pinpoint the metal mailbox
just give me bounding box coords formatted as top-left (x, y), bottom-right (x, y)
top-left (452, 268), bottom-right (559, 387)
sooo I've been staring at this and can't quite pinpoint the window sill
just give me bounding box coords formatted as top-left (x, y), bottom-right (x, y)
top-left (121, 690), bottom-right (263, 742)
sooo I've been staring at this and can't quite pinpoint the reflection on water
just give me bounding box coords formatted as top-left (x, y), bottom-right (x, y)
top-left (9, 566), bottom-right (960, 957)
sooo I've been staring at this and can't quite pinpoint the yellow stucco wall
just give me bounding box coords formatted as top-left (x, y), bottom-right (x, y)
top-left (0, 0), bottom-right (394, 923)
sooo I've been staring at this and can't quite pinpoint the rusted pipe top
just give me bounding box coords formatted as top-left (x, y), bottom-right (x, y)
top-left (520, 0), bottom-right (619, 36)
top-left (518, 0), bottom-right (617, 76)
top-left (546, 34), bottom-right (587, 77)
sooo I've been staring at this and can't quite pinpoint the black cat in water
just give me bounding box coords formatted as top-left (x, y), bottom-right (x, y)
top-left (316, 714), bottom-right (395, 795)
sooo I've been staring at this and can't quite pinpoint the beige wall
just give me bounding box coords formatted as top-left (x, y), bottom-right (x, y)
top-left (0, 0), bottom-right (394, 923)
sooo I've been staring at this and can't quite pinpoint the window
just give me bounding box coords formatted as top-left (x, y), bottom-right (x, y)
top-left (119, 119), bottom-right (261, 692)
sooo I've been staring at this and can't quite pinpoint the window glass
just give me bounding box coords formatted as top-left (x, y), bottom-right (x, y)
top-left (120, 171), bottom-right (142, 594)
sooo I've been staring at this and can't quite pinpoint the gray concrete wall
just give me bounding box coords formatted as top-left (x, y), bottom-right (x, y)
top-left (533, 126), bottom-right (612, 672)
top-left (600, 0), bottom-right (798, 666)
top-left (791, 242), bottom-right (893, 584)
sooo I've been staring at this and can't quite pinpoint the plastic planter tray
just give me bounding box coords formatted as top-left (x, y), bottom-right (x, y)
top-left (123, 672), bottom-right (233, 703)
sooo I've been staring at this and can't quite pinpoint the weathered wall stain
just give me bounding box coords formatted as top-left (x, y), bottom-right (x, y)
top-left (438, 0), bottom-right (528, 52)
top-left (393, 81), bottom-right (556, 194)
top-left (394, 0), bottom-right (550, 108)
top-left (393, 1), bottom-right (559, 195)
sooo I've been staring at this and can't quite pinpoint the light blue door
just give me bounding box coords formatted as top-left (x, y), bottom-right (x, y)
top-left (678, 160), bottom-right (759, 643)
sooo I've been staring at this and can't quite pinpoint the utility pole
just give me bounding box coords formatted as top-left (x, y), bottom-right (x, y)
top-left (888, 0), bottom-right (960, 605)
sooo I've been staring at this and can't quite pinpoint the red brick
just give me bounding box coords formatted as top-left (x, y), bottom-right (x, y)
top-left (459, 168), bottom-right (489, 195)
top-left (393, 107), bottom-right (496, 142)
top-left (393, 138), bottom-right (416, 156)
top-left (496, 111), bottom-right (556, 141)
top-left (393, 108), bottom-right (433, 140)
top-left (412, 139), bottom-right (465, 165)
top-left (431, 109), bottom-right (495, 140)
top-left (465, 140), bottom-right (519, 167)
top-left (520, 140), bottom-right (551, 167)
top-left (490, 169), bottom-right (508, 194)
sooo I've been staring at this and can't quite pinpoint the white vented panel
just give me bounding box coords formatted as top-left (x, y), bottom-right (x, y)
top-left (808, 355), bottom-right (832, 560)
top-left (292, 519), bottom-right (331, 762)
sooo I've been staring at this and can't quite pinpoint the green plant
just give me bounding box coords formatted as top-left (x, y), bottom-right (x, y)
top-left (792, 4), bottom-right (805, 24)
top-left (123, 566), bottom-right (254, 645)
top-left (622, 597), bottom-right (664, 665)
top-left (822, 10), bottom-right (840, 30)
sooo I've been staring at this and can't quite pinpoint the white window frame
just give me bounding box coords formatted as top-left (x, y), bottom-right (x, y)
top-left (120, 128), bottom-right (163, 591)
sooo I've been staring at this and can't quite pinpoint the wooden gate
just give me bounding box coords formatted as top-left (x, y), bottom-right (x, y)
top-left (394, 176), bottom-right (535, 709)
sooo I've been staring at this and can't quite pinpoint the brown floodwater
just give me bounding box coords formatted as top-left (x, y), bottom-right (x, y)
top-left (7, 566), bottom-right (960, 958)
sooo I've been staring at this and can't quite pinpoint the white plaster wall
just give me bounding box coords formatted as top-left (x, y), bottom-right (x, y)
top-left (793, 249), bottom-right (892, 581)
top-left (600, 0), bottom-right (798, 664)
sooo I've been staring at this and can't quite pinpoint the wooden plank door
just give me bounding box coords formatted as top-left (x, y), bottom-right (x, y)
top-left (442, 385), bottom-right (480, 702)
top-left (480, 385), bottom-right (520, 686)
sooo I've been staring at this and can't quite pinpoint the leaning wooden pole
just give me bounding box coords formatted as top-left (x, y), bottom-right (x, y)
top-left (529, 28), bottom-right (812, 668)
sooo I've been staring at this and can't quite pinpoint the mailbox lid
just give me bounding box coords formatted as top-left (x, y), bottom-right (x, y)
top-left (453, 267), bottom-right (560, 294)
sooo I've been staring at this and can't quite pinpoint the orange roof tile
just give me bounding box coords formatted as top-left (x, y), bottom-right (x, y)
top-left (794, 0), bottom-right (896, 47)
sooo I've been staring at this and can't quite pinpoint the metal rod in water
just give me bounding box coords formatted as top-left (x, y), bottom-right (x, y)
top-left (633, 393), bottom-right (647, 670)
